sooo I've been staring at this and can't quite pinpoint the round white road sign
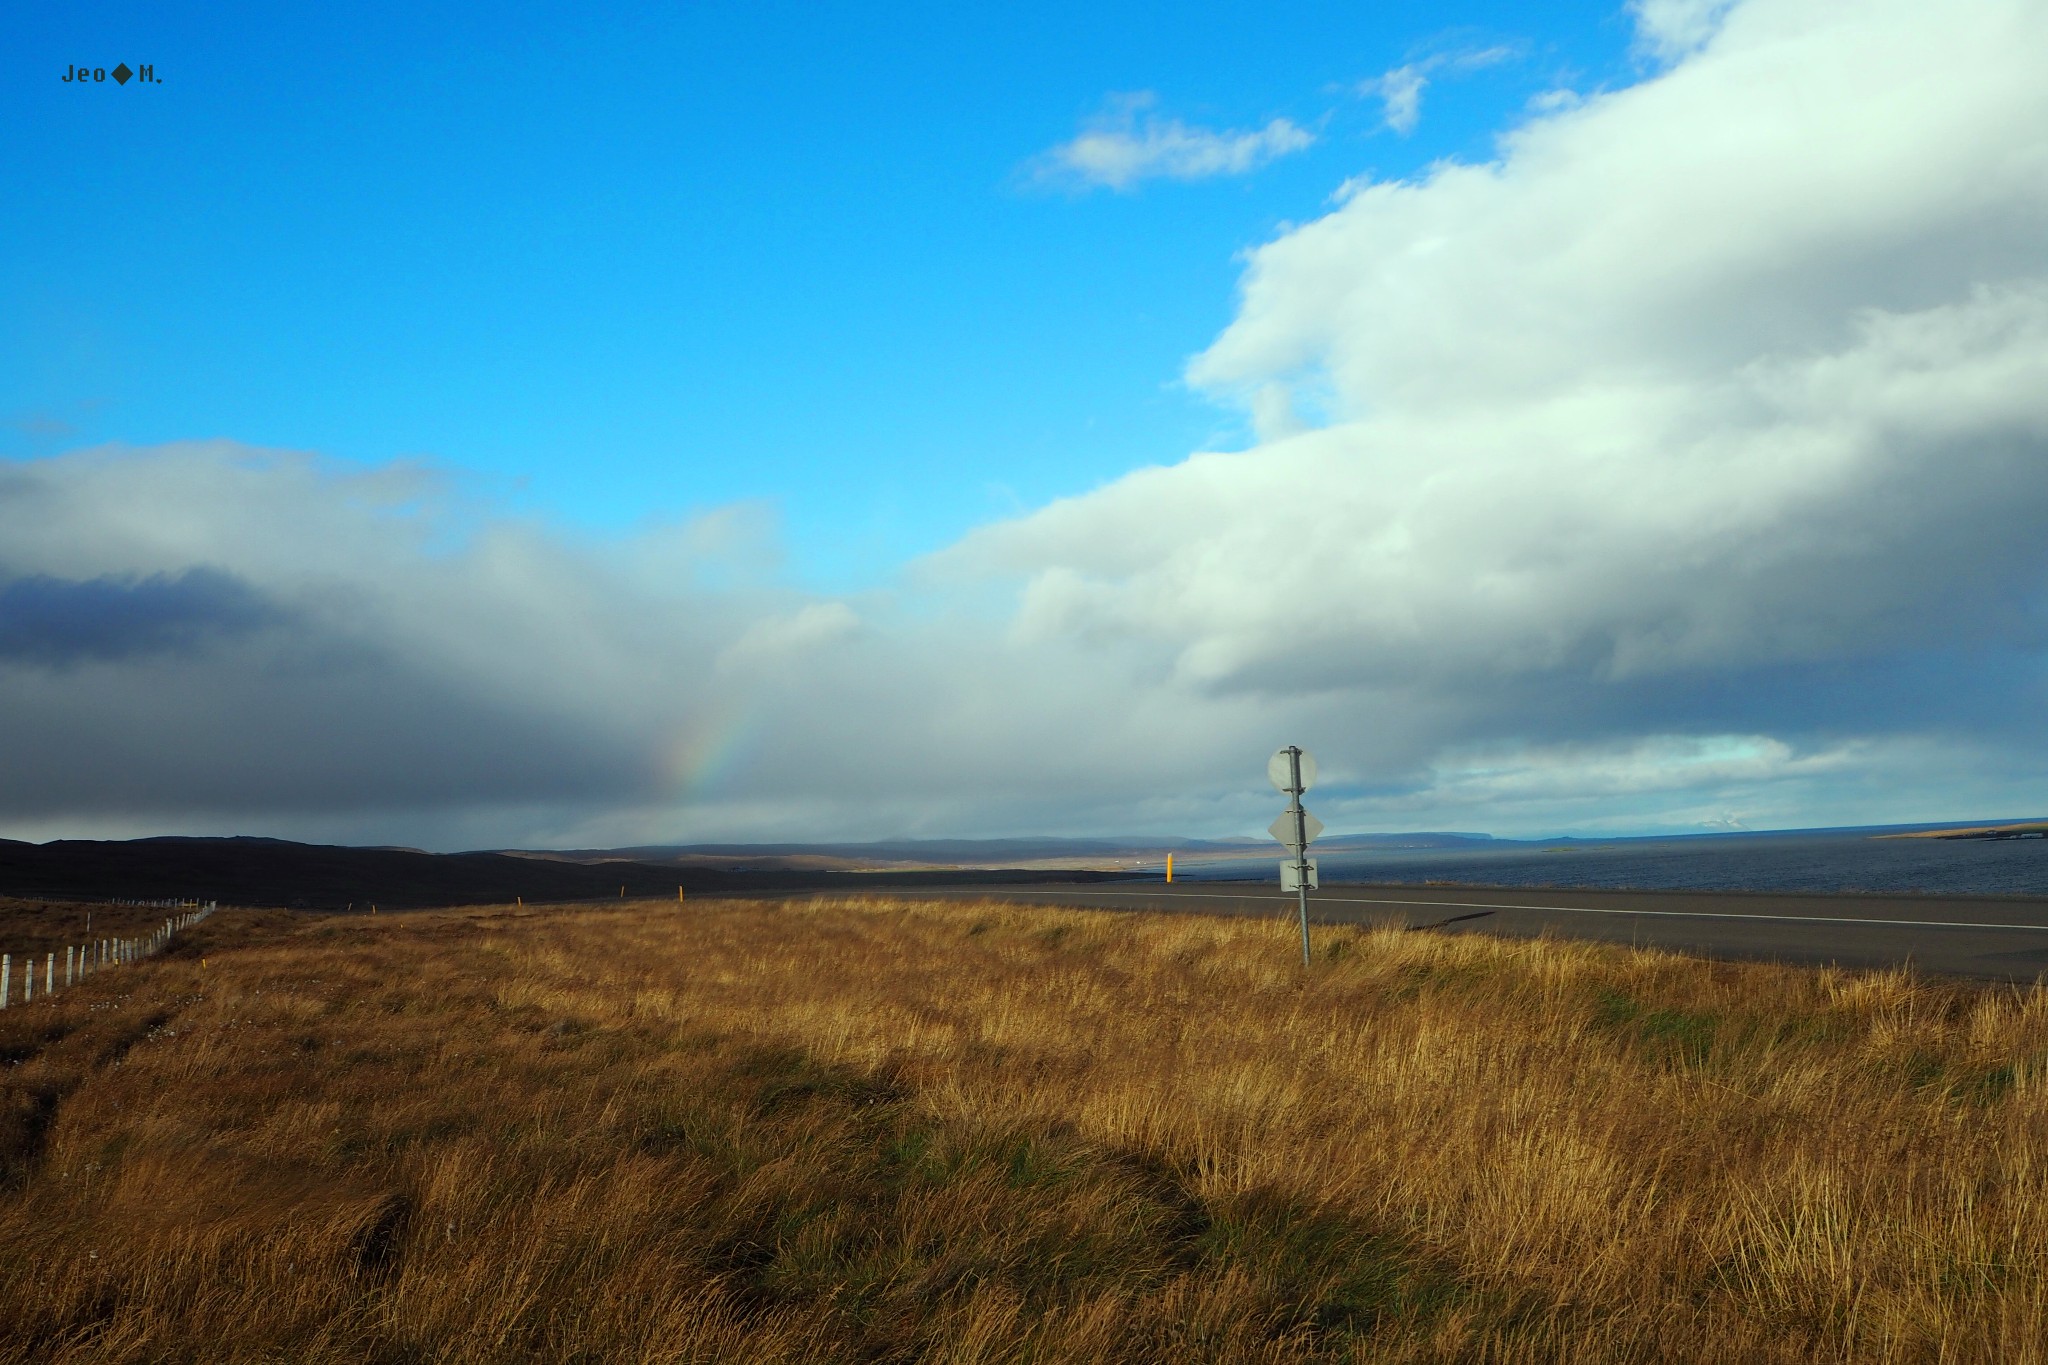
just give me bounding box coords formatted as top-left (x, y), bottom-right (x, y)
top-left (1267, 746), bottom-right (1317, 794)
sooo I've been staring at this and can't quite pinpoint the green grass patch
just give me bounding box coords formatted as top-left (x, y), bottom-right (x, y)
top-left (1591, 989), bottom-right (1722, 1067)
top-left (1195, 1188), bottom-right (1470, 1343)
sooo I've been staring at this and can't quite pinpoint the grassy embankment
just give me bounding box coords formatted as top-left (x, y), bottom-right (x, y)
top-left (3, 895), bottom-right (2048, 1362)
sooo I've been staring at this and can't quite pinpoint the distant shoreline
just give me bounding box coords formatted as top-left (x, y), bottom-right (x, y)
top-left (1875, 821), bottom-right (2048, 841)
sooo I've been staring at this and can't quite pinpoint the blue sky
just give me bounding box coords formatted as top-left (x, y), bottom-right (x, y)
top-left (8, 0), bottom-right (1635, 584)
top-left (6, 0), bottom-right (2048, 849)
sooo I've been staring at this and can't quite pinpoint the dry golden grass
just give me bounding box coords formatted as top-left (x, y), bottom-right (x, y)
top-left (3, 895), bottom-right (2048, 1362)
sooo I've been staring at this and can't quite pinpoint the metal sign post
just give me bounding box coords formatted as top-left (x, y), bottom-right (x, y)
top-left (1268, 746), bottom-right (1321, 966)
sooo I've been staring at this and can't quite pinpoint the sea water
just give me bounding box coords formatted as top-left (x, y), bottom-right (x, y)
top-left (1182, 828), bottom-right (2048, 896)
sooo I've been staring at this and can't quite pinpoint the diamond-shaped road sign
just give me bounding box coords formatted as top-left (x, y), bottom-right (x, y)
top-left (1268, 809), bottom-right (1324, 851)
top-left (1268, 747), bottom-right (1317, 794)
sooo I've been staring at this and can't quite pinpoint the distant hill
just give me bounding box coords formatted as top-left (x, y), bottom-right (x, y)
top-left (1310, 833), bottom-right (1500, 850)
top-left (0, 837), bottom-right (1138, 910)
top-left (530, 837), bottom-right (1227, 866)
top-left (1874, 820), bottom-right (2048, 841)
top-left (0, 830), bottom-right (1518, 910)
top-left (520, 832), bottom-right (1504, 867)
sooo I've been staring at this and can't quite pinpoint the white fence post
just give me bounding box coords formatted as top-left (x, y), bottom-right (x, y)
top-left (1, 954), bottom-right (8, 1008)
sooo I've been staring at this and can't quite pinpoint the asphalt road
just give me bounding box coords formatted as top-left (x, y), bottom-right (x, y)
top-left (774, 880), bottom-right (2048, 982)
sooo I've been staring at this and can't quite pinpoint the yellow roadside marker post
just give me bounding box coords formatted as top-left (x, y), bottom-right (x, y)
top-left (1166, 853), bottom-right (1173, 884)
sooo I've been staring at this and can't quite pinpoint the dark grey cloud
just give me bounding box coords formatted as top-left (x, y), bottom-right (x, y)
top-left (0, 568), bottom-right (285, 665)
top-left (0, 444), bottom-right (747, 841)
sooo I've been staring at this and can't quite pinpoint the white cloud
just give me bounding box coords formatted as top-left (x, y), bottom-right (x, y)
top-left (1359, 44), bottom-right (1518, 136)
top-left (946, 0), bottom-right (2048, 815)
top-left (1423, 735), bottom-right (1828, 804)
top-left (1247, 382), bottom-right (1308, 442)
top-left (1369, 65), bottom-right (1428, 135)
top-left (1296, 732), bottom-right (2047, 839)
top-left (1631, 0), bottom-right (1741, 63)
top-left (1032, 93), bottom-right (1314, 191)
top-left (717, 601), bottom-right (860, 674)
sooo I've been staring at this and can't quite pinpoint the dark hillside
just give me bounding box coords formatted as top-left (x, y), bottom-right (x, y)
top-left (0, 836), bottom-right (1135, 909)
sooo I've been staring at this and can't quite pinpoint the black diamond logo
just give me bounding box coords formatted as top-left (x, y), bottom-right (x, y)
top-left (112, 63), bottom-right (132, 84)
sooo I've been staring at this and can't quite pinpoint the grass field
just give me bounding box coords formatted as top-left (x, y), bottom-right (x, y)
top-left (3, 895), bottom-right (2047, 1362)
